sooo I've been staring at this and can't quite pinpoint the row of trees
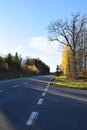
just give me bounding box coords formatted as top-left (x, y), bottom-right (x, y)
top-left (0, 53), bottom-right (22, 72)
top-left (48, 13), bottom-right (87, 79)
top-left (0, 53), bottom-right (50, 75)
top-left (25, 57), bottom-right (50, 75)
top-left (61, 22), bottom-right (87, 77)
top-left (61, 42), bottom-right (87, 77)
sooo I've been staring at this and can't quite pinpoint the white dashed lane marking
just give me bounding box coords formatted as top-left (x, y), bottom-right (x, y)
top-left (37, 98), bottom-right (44, 105)
top-left (44, 88), bottom-right (48, 91)
top-left (42, 92), bottom-right (46, 97)
top-left (26, 112), bottom-right (39, 126)
top-left (26, 77), bottom-right (52, 127)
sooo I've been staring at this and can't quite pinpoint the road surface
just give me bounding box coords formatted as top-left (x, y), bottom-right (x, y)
top-left (0, 75), bottom-right (87, 130)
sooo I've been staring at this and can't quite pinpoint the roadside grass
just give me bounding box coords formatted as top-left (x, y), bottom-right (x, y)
top-left (0, 72), bottom-right (37, 80)
top-left (51, 76), bottom-right (87, 89)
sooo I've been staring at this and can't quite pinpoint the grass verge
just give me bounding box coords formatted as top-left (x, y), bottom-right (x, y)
top-left (0, 72), bottom-right (37, 80)
top-left (51, 76), bottom-right (87, 89)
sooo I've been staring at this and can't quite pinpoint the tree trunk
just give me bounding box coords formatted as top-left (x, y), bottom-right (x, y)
top-left (73, 51), bottom-right (77, 79)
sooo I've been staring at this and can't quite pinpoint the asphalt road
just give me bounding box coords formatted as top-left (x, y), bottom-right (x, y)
top-left (0, 75), bottom-right (87, 130)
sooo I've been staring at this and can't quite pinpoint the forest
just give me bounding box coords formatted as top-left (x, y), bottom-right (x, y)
top-left (0, 52), bottom-right (50, 79)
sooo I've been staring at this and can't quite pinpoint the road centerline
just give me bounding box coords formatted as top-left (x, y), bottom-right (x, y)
top-left (44, 88), bottom-right (48, 91)
top-left (42, 92), bottom-right (46, 97)
top-left (26, 112), bottom-right (39, 126)
top-left (37, 98), bottom-right (44, 105)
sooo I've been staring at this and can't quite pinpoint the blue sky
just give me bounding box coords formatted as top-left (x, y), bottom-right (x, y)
top-left (0, 0), bottom-right (87, 72)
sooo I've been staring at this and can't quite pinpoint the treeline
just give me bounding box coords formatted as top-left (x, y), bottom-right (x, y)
top-left (0, 52), bottom-right (50, 75)
top-left (61, 45), bottom-right (87, 78)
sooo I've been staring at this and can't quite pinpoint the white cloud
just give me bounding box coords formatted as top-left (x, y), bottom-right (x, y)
top-left (29, 36), bottom-right (60, 56)
top-left (29, 37), bottom-right (48, 51)
top-left (28, 36), bottom-right (62, 72)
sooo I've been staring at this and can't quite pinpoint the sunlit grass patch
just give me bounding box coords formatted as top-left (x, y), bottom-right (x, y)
top-left (52, 76), bottom-right (87, 89)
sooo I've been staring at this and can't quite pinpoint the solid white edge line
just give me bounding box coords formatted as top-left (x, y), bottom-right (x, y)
top-left (37, 98), bottom-right (44, 105)
top-left (42, 92), bottom-right (46, 96)
top-left (12, 84), bottom-right (20, 88)
top-left (26, 112), bottom-right (39, 126)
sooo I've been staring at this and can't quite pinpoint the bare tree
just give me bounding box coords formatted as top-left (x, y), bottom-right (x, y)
top-left (48, 13), bottom-right (87, 79)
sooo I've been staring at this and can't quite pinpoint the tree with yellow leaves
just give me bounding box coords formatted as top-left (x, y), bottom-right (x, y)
top-left (61, 45), bottom-right (73, 75)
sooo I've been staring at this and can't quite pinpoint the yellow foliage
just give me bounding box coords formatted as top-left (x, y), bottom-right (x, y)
top-left (61, 45), bottom-right (73, 75)
top-left (2, 62), bottom-right (8, 71)
top-left (27, 65), bottom-right (39, 74)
